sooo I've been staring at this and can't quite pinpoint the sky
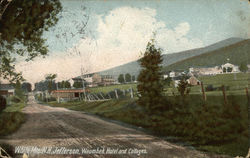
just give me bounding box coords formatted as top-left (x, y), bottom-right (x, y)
top-left (15, 0), bottom-right (250, 84)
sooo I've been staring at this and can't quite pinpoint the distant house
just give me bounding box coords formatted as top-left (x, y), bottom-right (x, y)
top-left (187, 76), bottom-right (200, 86)
top-left (0, 84), bottom-right (15, 97)
top-left (247, 65), bottom-right (250, 73)
top-left (189, 66), bottom-right (223, 76)
top-left (73, 73), bottom-right (115, 87)
top-left (163, 74), bottom-right (169, 79)
top-left (51, 89), bottom-right (90, 102)
top-left (221, 63), bottom-right (240, 73)
top-left (169, 71), bottom-right (176, 78)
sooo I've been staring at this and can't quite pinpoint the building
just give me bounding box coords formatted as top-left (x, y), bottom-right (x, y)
top-left (73, 73), bottom-right (115, 87)
top-left (187, 76), bottom-right (200, 86)
top-left (51, 89), bottom-right (90, 102)
top-left (221, 63), bottom-right (240, 73)
top-left (247, 65), bottom-right (250, 73)
top-left (189, 66), bottom-right (223, 76)
top-left (0, 84), bottom-right (15, 97)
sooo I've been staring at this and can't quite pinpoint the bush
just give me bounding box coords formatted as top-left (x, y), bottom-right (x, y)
top-left (0, 95), bottom-right (6, 112)
top-left (10, 96), bottom-right (22, 103)
top-left (205, 85), bottom-right (214, 91)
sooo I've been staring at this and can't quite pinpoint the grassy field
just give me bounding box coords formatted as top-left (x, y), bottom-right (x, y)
top-left (164, 73), bottom-right (249, 96)
top-left (0, 101), bottom-right (26, 137)
top-left (86, 73), bottom-right (249, 98)
top-left (89, 83), bottom-right (137, 93)
top-left (47, 93), bottom-right (249, 157)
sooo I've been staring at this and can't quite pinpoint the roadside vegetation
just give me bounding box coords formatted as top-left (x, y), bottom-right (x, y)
top-left (0, 81), bottom-right (27, 137)
top-left (48, 94), bottom-right (248, 157)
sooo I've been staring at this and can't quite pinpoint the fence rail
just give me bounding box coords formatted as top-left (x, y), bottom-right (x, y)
top-left (0, 147), bottom-right (11, 158)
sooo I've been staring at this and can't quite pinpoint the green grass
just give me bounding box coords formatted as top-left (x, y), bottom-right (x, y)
top-left (89, 83), bottom-right (137, 93)
top-left (164, 73), bottom-right (250, 96)
top-left (47, 94), bottom-right (249, 157)
top-left (0, 102), bottom-right (26, 137)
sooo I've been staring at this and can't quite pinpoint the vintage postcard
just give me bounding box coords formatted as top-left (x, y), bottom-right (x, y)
top-left (0, 0), bottom-right (249, 158)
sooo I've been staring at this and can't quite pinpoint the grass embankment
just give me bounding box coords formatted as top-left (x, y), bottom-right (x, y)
top-left (0, 101), bottom-right (26, 137)
top-left (48, 94), bottom-right (249, 157)
top-left (89, 83), bottom-right (137, 93)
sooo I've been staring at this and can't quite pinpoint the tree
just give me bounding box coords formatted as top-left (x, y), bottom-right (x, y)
top-left (137, 39), bottom-right (165, 112)
top-left (58, 80), bottom-right (71, 89)
top-left (132, 75), bottom-right (136, 82)
top-left (239, 62), bottom-right (248, 73)
top-left (227, 67), bottom-right (233, 73)
top-left (14, 80), bottom-right (24, 99)
top-left (177, 76), bottom-right (190, 97)
top-left (73, 82), bottom-right (83, 88)
top-left (45, 74), bottom-right (57, 94)
top-left (125, 73), bottom-right (132, 83)
top-left (163, 77), bottom-right (172, 87)
top-left (21, 82), bottom-right (32, 92)
top-left (118, 74), bottom-right (125, 84)
top-left (0, 0), bottom-right (62, 82)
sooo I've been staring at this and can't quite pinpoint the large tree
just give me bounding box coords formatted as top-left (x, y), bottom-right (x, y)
top-left (239, 62), bottom-right (248, 73)
top-left (45, 74), bottom-right (57, 94)
top-left (21, 82), bottom-right (32, 92)
top-left (0, 0), bottom-right (62, 82)
top-left (137, 39), bottom-right (165, 112)
top-left (125, 73), bottom-right (132, 83)
top-left (118, 74), bottom-right (125, 84)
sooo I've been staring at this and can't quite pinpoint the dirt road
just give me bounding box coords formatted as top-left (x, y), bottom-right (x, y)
top-left (0, 96), bottom-right (227, 158)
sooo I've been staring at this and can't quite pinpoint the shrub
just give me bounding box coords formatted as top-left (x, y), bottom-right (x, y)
top-left (206, 85), bottom-right (214, 91)
top-left (10, 96), bottom-right (22, 103)
top-left (0, 95), bottom-right (7, 112)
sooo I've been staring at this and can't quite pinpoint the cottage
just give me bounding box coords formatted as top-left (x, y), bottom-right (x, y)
top-left (73, 73), bottom-right (115, 87)
top-left (190, 66), bottom-right (222, 76)
top-left (0, 84), bottom-right (15, 97)
top-left (221, 63), bottom-right (240, 73)
top-left (51, 89), bottom-right (90, 101)
top-left (187, 76), bottom-right (200, 86)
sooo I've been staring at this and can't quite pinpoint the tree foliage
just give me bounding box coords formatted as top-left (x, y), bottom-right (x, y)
top-left (177, 76), bottom-right (190, 97)
top-left (118, 74), bottom-right (125, 84)
top-left (45, 74), bottom-right (57, 93)
top-left (58, 80), bottom-right (71, 89)
top-left (137, 39), bottom-right (165, 112)
top-left (239, 62), bottom-right (248, 73)
top-left (0, 0), bottom-right (62, 82)
top-left (73, 82), bottom-right (83, 88)
top-left (132, 75), bottom-right (136, 82)
top-left (21, 82), bottom-right (32, 92)
top-left (125, 73), bottom-right (131, 83)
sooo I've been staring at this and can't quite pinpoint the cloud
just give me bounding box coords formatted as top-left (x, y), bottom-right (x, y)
top-left (16, 6), bottom-right (203, 84)
top-left (75, 7), bottom-right (203, 71)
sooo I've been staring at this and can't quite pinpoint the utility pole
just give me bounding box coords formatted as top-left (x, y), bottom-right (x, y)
top-left (81, 66), bottom-right (87, 101)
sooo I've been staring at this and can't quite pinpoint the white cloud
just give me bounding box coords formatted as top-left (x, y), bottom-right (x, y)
top-left (16, 6), bottom-right (204, 84)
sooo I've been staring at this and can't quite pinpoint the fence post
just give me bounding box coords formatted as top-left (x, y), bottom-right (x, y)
top-left (222, 85), bottom-right (227, 104)
top-left (130, 87), bottom-right (134, 98)
top-left (115, 89), bottom-right (119, 99)
top-left (246, 87), bottom-right (249, 103)
top-left (247, 87), bottom-right (250, 158)
top-left (201, 82), bottom-right (206, 101)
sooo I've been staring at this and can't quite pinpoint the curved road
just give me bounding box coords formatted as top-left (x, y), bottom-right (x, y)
top-left (0, 96), bottom-right (228, 158)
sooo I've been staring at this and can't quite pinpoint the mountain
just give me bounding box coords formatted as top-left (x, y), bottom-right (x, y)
top-left (98, 37), bottom-right (245, 79)
top-left (164, 39), bottom-right (250, 71)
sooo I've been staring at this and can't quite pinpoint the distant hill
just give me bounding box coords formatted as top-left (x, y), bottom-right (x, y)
top-left (99, 37), bottom-right (245, 79)
top-left (164, 39), bottom-right (250, 72)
